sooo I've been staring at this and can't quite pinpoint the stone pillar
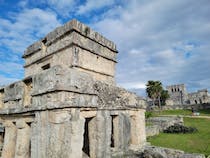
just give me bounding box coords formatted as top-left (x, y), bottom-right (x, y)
top-left (87, 117), bottom-right (96, 158)
top-left (31, 109), bottom-right (85, 158)
top-left (111, 113), bottom-right (130, 152)
top-left (15, 120), bottom-right (31, 158)
top-left (120, 113), bottom-right (131, 151)
top-left (30, 111), bottom-right (48, 158)
top-left (95, 110), bottom-right (111, 158)
top-left (68, 109), bottom-right (85, 158)
top-left (0, 90), bottom-right (4, 109)
top-left (2, 121), bottom-right (17, 158)
top-left (47, 110), bottom-right (71, 158)
top-left (130, 110), bottom-right (146, 149)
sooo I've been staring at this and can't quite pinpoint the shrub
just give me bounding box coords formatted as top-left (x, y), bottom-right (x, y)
top-left (163, 124), bottom-right (198, 134)
top-left (145, 111), bottom-right (153, 118)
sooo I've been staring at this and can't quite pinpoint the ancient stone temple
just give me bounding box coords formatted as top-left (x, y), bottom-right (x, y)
top-left (166, 84), bottom-right (210, 106)
top-left (0, 19), bottom-right (146, 158)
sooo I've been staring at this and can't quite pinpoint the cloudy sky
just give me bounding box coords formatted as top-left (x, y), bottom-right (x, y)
top-left (0, 0), bottom-right (210, 96)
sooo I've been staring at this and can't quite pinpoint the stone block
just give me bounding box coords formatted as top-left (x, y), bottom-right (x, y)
top-left (32, 66), bottom-right (95, 95)
top-left (32, 91), bottom-right (98, 108)
top-left (23, 20), bottom-right (117, 83)
top-left (31, 109), bottom-right (85, 158)
top-left (15, 120), bottom-right (31, 158)
top-left (4, 81), bottom-right (25, 102)
top-left (2, 121), bottom-right (17, 158)
top-left (95, 111), bottom-right (111, 158)
top-left (0, 89), bottom-right (4, 109)
top-left (146, 125), bottom-right (160, 137)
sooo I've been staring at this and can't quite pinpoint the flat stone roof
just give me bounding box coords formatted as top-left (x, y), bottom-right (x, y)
top-left (23, 19), bottom-right (117, 58)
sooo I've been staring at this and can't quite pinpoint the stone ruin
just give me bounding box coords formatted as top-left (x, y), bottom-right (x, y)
top-left (166, 84), bottom-right (210, 106)
top-left (0, 19), bottom-right (146, 158)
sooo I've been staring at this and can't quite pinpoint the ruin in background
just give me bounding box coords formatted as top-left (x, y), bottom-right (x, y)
top-left (0, 19), bottom-right (147, 158)
top-left (166, 84), bottom-right (210, 106)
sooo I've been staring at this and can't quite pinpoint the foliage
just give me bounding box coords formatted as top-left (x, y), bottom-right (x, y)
top-left (145, 111), bottom-right (153, 118)
top-left (146, 80), bottom-right (169, 107)
top-left (146, 80), bottom-right (163, 107)
top-left (163, 124), bottom-right (198, 134)
top-left (148, 118), bottom-right (210, 156)
top-left (160, 90), bottom-right (170, 105)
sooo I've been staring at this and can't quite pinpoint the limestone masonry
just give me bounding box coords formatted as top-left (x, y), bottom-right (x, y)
top-left (0, 19), bottom-right (146, 158)
top-left (166, 84), bottom-right (210, 106)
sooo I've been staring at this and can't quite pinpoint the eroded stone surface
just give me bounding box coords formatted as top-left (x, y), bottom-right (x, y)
top-left (141, 146), bottom-right (205, 158)
top-left (0, 19), bottom-right (146, 158)
top-left (166, 84), bottom-right (210, 106)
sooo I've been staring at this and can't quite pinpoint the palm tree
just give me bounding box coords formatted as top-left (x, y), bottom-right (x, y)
top-left (146, 80), bottom-right (163, 108)
top-left (160, 90), bottom-right (170, 105)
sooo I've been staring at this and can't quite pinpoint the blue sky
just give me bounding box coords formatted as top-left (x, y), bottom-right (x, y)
top-left (0, 0), bottom-right (210, 96)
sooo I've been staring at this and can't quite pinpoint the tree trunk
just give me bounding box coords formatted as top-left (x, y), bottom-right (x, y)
top-left (152, 98), bottom-right (155, 106)
top-left (158, 96), bottom-right (161, 110)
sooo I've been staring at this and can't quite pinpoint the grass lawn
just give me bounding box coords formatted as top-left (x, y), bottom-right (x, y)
top-left (148, 117), bottom-right (210, 156)
top-left (150, 109), bottom-right (210, 117)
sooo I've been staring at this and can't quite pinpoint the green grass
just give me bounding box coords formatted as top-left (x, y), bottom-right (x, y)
top-left (146, 122), bottom-right (153, 126)
top-left (150, 109), bottom-right (210, 117)
top-left (148, 117), bottom-right (210, 156)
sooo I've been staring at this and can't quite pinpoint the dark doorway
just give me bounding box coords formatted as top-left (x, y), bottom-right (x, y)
top-left (82, 117), bottom-right (93, 156)
top-left (195, 100), bottom-right (197, 104)
top-left (111, 115), bottom-right (117, 148)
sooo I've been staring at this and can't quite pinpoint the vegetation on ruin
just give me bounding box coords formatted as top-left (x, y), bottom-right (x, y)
top-left (145, 111), bottom-right (153, 119)
top-left (148, 117), bottom-right (210, 156)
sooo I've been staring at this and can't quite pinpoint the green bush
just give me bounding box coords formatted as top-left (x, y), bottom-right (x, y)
top-left (163, 124), bottom-right (198, 134)
top-left (145, 111), bottom-right (153, 118)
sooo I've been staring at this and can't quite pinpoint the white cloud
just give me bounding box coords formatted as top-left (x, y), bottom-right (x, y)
top-left (77, 0), bottom-right (115, 15)
top-left (18, 0), bottom-right (28, 8)
top-left (0, 7), bottom-right (61, 85)
top-left (118, 81), bottom-right (146, 89)
top-left (0, 8), bottom-right (61, 53)
top-left (92, 0), bottom-right (210, 92)
top-left (45, 0), bottom-right (77, 16)
top-left (0, 75), bottom-right (20, 86)
top-left (0, 62), bottom-right (22, 74)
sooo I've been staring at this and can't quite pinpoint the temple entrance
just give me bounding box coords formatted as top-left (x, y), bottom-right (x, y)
top-left (82, 117), bottom-right (93, 157)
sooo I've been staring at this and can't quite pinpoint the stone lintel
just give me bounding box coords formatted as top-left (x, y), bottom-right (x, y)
top-left (0, 105), bottom-right (145, 116)
top-left (32, 66), bottom-right (96, 96)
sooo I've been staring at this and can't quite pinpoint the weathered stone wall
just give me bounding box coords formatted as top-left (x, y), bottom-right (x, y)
top-left (166, 84), bottom-right (188, 105)
top-left (166, 84), bottom-right (210, 106)
top-left (146, 125), bottom-right (160, 137)
top-left (1, 117), bottom-right (34, 158)
top-left (188, 89), bottom-right (209, 105)
top-left (0, 66), bottom-right (147, 158)
top-left (23, 20), bottom-right (117, 84)
top-left (141, 146), bottom-right (205, 158)
top-left (0, 19), bottom-right (147, 158)
top-left (146, 116), bottom-right (183, 137)
top-left (0, 108), bottom-right (146, 158)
